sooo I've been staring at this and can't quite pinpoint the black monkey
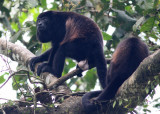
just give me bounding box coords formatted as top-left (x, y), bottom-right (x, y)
top-left (82, 37), bottom-right (149, 112)
top-left (29, 11), bottom-right (107, 88)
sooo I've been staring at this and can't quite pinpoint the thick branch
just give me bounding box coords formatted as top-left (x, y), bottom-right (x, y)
top-left (0, 38), bottom-right (71, 95)
top-left (0, 38), bottom-right (35, 66)
top-left (115, 49), bottom-right (160, 110)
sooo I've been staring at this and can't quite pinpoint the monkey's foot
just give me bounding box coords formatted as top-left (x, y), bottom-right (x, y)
top-left (76, 60), bottom-right (89, 77)
top-left (78, 60), bottom-right (89, 71)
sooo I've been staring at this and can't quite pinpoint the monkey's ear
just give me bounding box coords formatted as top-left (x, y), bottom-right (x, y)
top-left (78, 60), bottom-right (89, 71)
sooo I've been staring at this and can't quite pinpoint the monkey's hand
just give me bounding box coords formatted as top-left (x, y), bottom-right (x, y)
top-left (37, 63), bottom-right (54, 76)
top-left (29, 56), bottom-right (42, 72)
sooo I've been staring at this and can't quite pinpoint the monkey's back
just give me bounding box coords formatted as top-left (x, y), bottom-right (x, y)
top-left (55, 11), bottom-right (103, 46)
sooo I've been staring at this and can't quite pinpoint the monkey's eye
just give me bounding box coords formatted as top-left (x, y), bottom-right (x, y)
top-left (37, 17), bottom-right (48, 23)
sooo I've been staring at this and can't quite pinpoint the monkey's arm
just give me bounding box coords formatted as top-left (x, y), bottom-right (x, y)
top-left (36, 44), bottom-right (62, 76)
top-left (30, 44), bottom-right (59, 73)
top-left (30, 48), bottom-right (52, 72)
top-left (47, 44), bottom-right (59, 66)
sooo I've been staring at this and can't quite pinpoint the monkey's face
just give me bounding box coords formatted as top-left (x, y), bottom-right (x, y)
top-left (37, 17), bottom-right (49, 32)
top-left (36, 15), bottom-right (53, 43)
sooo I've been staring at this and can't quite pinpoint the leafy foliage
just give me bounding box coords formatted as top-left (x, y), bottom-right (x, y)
top-left (0, 72), bottom-right (8, 84)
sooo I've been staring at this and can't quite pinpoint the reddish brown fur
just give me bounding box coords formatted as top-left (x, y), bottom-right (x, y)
top-left (60, 18), bottom-right (79, 45)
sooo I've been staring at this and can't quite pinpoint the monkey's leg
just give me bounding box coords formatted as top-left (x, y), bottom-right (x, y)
top-left (94, 49), bottom-right (107, 89)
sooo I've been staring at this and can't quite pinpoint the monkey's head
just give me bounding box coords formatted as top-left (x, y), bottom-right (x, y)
top-left (36, 11), bottom-right (55, 43)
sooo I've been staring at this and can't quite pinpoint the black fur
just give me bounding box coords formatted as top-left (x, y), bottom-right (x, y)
top-left (29, 11), bottom-right (107, 88)
top-left (82, 37), bottom-right (149, 112)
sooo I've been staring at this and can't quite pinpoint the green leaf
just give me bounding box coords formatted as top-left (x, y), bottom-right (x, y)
top-left (153, 103), bottom-right (160, 108)
top-left (145, 88), bottom-right (149, 94)
top-left (143, 108), bottom-right (151, 112)
top-left (128, 108), bottom-right (134, 112)
top-left (83, 69), bottom-right (97, 91)
top-left (12, 81), bottom-right (19, 90)
top-left (153, 0), bottom-right (159, 8)
top-left (40, 0), bottom-right (47, 8)
top-left (102, 32), bottom-right (112, 40)
top-left (148, 80), bottom-right (151, 84)
top-left (29, 8), bottom-right (40, 21)
top-left (14, 74), bottom-right (27, 82)
top-left (0, 75), bottom-right (5, 84)
top-left (125, 6), bottom-right (134, 14)
top-left (11, 22), bottom-right (19, 32)
top-left (19, 12), bottom-right (28, 25)
top-left (0, 72), bottom-right (9, 84)
top-left (67, 77), bottom-right (78, 88)
top-left (51, 2), bottom-right (59, 10)
top-left (63, 59), bottom-right (76, 75)
top-left (0, 31), bottom-right (2, 37)
top-left (42, 43), bottom-right (51, 53)
top-left (26, 97), bottom-right (33, 102)
top-left (113, 101), bottom-right (116, 108)
top-left (119, 99), bottom-right (122, 106)
top-left (141, 17), bottom-right (155, 32)
top-left (150, 31), bottom-right (158, 39)
top-left (143, 104), bottom-right (148, 108)
top-left (124, 99), bottom-right (128, 102)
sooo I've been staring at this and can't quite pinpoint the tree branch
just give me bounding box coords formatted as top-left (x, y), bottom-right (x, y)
top-left (0, 38), bottom-right (71, 96)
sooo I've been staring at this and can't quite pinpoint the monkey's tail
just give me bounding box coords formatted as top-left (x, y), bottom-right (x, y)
top-left (82, 90), bottom-right (102, 112)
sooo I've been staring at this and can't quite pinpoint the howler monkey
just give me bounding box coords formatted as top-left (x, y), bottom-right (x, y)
top-left (82, 37), bottom-right (149, 112)
top-left (29, 11), bottom-right (107, 88)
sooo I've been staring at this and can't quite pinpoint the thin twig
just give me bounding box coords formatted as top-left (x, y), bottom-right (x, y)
top-left (48, 58), bottom-right (111, 89)
top-left (47, 68), bottom-right (82, 89)
top-left (109, 0), bottom-right (113, 8)
top-left (12, 74), bottom-right (25, 97)
top-left (25, 70), bottom-right (45, 85)
top-left (0, 98), bottom-right (47, 106)
top-left (0, 72), bottom-right (16, 89)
